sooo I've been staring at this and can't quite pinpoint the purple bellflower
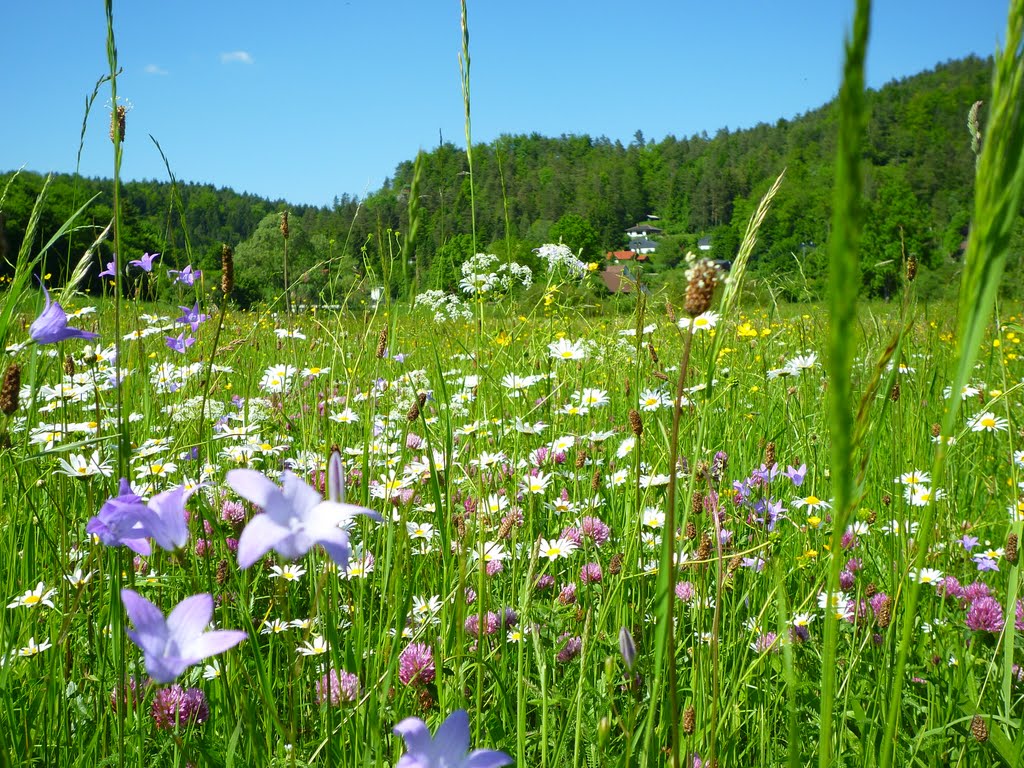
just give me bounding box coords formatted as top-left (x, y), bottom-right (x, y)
top-left (784, 464), bottom-right (807, 487)
top-left (145, 484), bottom-right (205, 551)
top-left (165, 332), bottom-right (196, 354)
top-left (121, 590), bottom-right (246, 683)
top-left (29, 284), bottom-right (99, 345)
top-left (176, 302), bottom-right (209, 331)
top-left (129, 252), bottom-right (160, 272)
top-left (226, 469), bottom-right (381, 570)
top-left (86, 478), bottom-right (154, 555)
top-left (168, 265), bottom-right (201, 286)
top-left (98, 260), bottom-right (118, 278)
top-left (87, 479), bottom-right (201, 554)
top-left (618, 626), bottom-right (637, 670)
top-left (959, 534), bottom-right (980, 552)
top-left (327, 446), bottom-right (345, 503)
top-left (394, 709), bottom-right (512, 768)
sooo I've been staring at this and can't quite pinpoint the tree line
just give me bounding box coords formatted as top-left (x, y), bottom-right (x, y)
top-left (3, 55), bottom-right (1019, 305)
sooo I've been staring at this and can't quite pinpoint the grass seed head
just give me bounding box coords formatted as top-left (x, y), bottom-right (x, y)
top-left (628, 409), bottom-right (643, 437)
top-left (110, 105), bottom-right (126, 143)
top-left (221, 244), bottom-right (234, 296)
top-left (683, 705), bottom-right (696, 735)
top-left (1, 364), bottom-right (21, 415)
top-left (684, 259), bottom-right (718, 316)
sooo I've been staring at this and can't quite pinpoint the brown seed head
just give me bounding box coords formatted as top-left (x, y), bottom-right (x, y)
top-left (684, 259), bottom-right (718, 316)
top-left (591, 467), bottom-right (600, 492)
top-left (890, 383), bottom-right (901, 402)
top-left (0, 364), bottom-right (21, 416)
top-left (692, 490), bottom-right (705, 516)
top-left (628, 409), bottom-right (643, 437)
top-left (906, 255), bottom-right (918, 282)
top-left (406, 401), bottom-right (420, 422)
top-left (608, 553), bottom-right (624, 576)
top-left (685, 520), bottom-right (697, 540)
top-left (647, 343), bottom-right (659, 365)
top-left (575, 449), bottom-right (587, 470)
top-left (971, 714), bottom-right (989, 743)
top-left (376, 328), bottom-right (388, 359)
top-left (63, 354), bottom-right (75, 377)
top-left (696, 534), bottom-right (712, 562)
top-left (1007, 533), bottom-right (1019, 565)
top-left (683, 705), bottom-right (696, 735)
top-left (876, 595), bottom-right (891, 629)
top-left (665, 300), bottom-right (677, 324)
top-left (221, 244), bottom-right (235, 296)
top-left (280, 210), bottom-right (290, 239)
top-left (765, 441), bottom-right (776, 468)
top-left (497, 514), bottom-right (517, 540)
top-left (931, 423), bottom-right (942, 438)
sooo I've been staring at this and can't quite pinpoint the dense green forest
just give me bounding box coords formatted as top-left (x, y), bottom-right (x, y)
top-left (2, 55), bottom-right (1020, 305)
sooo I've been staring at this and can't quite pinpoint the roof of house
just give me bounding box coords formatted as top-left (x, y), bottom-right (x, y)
top-left (601, 264), bottom-right (635, 293)
top-left (698, 235), bottom-right (713, 248)
top-left (606, 250), bottom-right (649, 261)
top-left (626, 224), bottom-right (663, 235)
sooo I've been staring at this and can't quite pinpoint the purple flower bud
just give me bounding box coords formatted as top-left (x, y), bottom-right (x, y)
top-left (619, 626), bottom-right (637, 670)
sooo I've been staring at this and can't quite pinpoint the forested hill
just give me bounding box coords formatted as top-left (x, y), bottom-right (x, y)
top-left (2, 55), bottom-right (1014, 302)
top-left (0, 174), bottom-right (318, 277)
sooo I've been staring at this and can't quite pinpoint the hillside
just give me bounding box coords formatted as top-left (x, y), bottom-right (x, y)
top-left (2, 55), bottom-right (1018, 303)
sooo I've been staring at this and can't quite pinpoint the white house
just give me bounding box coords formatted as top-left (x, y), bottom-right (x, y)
top-left (626, 224), bottom-right (663, 239)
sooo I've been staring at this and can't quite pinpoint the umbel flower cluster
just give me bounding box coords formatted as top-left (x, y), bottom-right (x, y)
top-left (415, 251), bottom-right (533, 321)
top-left (416, 243), bottom-right (589, 322)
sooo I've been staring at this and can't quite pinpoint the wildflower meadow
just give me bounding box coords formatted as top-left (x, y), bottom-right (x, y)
top-left (2, 1), bottom-right (1024, 766)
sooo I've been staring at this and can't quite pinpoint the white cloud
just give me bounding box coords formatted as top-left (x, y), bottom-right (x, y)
top-left (143, 64), bottom-right (168, 76)
top-left (220, 51), bottom-right (254, 65)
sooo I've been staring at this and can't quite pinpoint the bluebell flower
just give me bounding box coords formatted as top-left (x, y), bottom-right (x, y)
top-left (86, 479), bottom-right (201, 554)
top-left (86, 478), bottom-right (154, 555)
top-left (226, 469), bottom-right (380, 569)
top-left (168, 265), bottom-right (201, 286)
top-left (121, 590), bottom-right (246, 683)
top-left (784, 463), bottom-right (807, 487)
top-left (176, 302), bottom-right (209, 331)
top-left (29, 284), bottom-right (99, 345)
top-left (165, 332), bottom-right (196, 354)
top-left (393, 709), bottom-right (511, 768)
top-left (129, 252), bottom-right (160, 272)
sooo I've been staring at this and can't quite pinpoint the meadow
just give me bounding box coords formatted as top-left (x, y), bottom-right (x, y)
top-left (2, 1), bottom-right (1024, 767)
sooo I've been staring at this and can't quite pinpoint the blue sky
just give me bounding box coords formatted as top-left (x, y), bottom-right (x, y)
top-left (0, 1), bottom-right (1011, 207)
